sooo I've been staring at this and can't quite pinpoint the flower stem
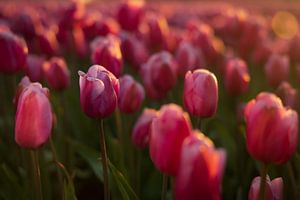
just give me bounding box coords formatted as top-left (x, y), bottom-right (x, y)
top-left (99, 119), bottom-right (110, 200)
top-left (30, 150), bottom-right (42, 200)
top-left (161, 174), bottom-right (168, 200)
top-left (259, 164), bottom-right (268, 200)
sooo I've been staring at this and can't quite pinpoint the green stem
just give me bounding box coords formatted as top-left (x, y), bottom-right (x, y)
top-left (99, 119), bottom-right (110, 200)
top-left (115, 109), bottom-right (125, 172)
top-left (287, 162), bottom-right (298, 199)
top-left (161, 174), bottom-right (168, 200)
top-left (259, 164), bottom-right (269, 200)
top-left (30, 150), bottom-right (42, 200)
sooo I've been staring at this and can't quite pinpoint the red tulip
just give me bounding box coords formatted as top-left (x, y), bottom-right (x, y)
top-left (0, 31), bottom-right (28, 73)
top-left (15, 82), bottom-right (53, 149)
top-left (91, 35), bottom-right (123, 77)
top-left (248, 176), bottom-right (283, 200)
top-left (183, 69), bottom-right (218, 118)
top-left (25, 54), bottom-right (45, 82)
top-left (276, 81), bottom-right (298, 109)
top-left (175, 132), bottom-right (226, 200)
top-left (43, 57), bottom-right (70, 91)
top-left (36, 27), bottom-right (59, 56)
top-left (264, 54), bottom-right (289, 88)
top-left (288, 34), bottom-right (300, 62)
top-left (244, 92), bottom-right (298, 164)
top-left (78, 65), bottom-right (119, 118)
top-left (150, 104), bottom-right (192, 176)
top-left (224, 58), bottom-right (250, 96)
top-left (132, 108), bottom-right (157, 149)
top-left (118, 75), bottom-right (145, 113)
top-left (141, 51), bottom-right (177, 99)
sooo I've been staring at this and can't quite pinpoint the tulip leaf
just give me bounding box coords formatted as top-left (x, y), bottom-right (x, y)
top-left (63, 180), bottom-right (77, 200)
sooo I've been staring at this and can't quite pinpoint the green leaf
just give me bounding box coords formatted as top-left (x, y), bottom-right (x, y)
top-left (63, 180), bottom-right (77, 200)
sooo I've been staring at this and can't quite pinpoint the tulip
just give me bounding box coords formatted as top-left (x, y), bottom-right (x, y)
top-left (132, 108), bottom-right (157, 149)
top-left (183, 69), bottom-right (218, 118)
top-left (276, 81), bottom-right (298, 109)
top-left (140, 51), bottom-right (177, 99)
top-left (288, 34), bottom-right (300, 62)
top-left (13, 76), bottom-right (31, 107)
top-left (91, 35), bottom-right (123, 77)
top-left (248, 176), bottom-right (283, 200)
top-left (264, 54), bottom-right (289, 88)
top-left (15, 82), bottom-right (53, 149)
top-left (244, 92), bottom-right (298, 164)
top-left (43, 57), bottom-right (70, 91)
top-left (0, 31), bottom-right (28, 73)
top-left (175, 132), bottom-right (226, 200)
top-left (224, 58), bottom-right (250, 96)
top-left (36, 27), bottom-right (59, 56)
top-left (25, 54), bottom-right (45, 82)
top-left (150, 104), bottom-right (192, 176)
top-left (118, 75), bottom-right (145, 113)
top-left (78, 65), bottom-right (119, 119)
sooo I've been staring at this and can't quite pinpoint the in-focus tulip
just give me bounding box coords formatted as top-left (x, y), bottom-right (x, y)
top-left (0, 31), bottom-right (28, 73)
top-left (244, 92), bottom-right (298, 164)
top-left (14, 76), bottom-right (31, 107)
top-left (141, 51), bottom-right (177, 99)
top-left (15, 83), bottom-right (53, 149)
top-left (224, 58), bottom-right (250, 96)
top-left (175, 132), bottom-right (226, 200)
top-left (25, 54), bottom-right (45, 82)
top-left (78, 65), bottom-right (119, 118)
top-left (264, 54), bottom-right (289, 88)
top-left (132, 108), bottom-right (157, 149)
top-left (248, 176), bottom-right (283, 200)
top-left (91, 35), bottom-right (123, 77)
top-left (276, 81), bottom-right (298, 109)
top-left (118, 75), bottom-right (145, 113)
top-left (43, 57), bottom-right (70, 91)
top-left (183, 69), bottom-right (218, 118)
top-left (150, 104), bottom-right (192, 176)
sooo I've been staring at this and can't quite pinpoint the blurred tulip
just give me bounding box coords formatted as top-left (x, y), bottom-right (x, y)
top-left (183, 69), bottom-right (218, 118)
top-left (36, 27), bottom-right (59, 56)
top-left (244, 92), bottom-right (298, 164)
top-left (91, 35), bottom-right (123, 77)
top-left (276, 81), bottom-right (298, 109)
top-left (288, 34), bottom-right (300, 62)
top-left (25, 54), bottom-right (45, 82)
top-left (150, 104), bottom-right (192, 176)
top-left (132, 108), bottom-right (157, 149)
top-left (15, 82), bottom-right (52, 149)
top-left (43, 57), bottom-right (70, 91)
top-left (72, 26), bottom-right (88, 58)
top-left (224, 58), bottom-right (250, 96)
top-left (118, 75), bottom-right (145, 113)
top-left (248, 176), bottom-right (283, 200)
top-left (78, 65), bottom-right (119, 118)
top-left (141, 51), bottom-right (177, 99)
top-left (0, 31), bottom-right (28, 73)
top-left (252, 40), bottom-right (272, 66)
top-left (14, 76), bottom-right (31, 107)
top-left (175, 132), bottom-right (226, 200)
top-left (264, 54), bottom-right (289, 88)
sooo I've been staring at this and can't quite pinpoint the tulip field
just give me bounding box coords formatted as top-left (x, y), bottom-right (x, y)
top-left (2, 0), bottom-right (300, 199)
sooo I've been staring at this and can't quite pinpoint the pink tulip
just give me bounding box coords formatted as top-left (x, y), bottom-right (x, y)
top-left (288, 34), bottom-right (300, 62)
top-left (132, 108), bottom-right (157, 149)
top-left (14, 76), bottom-right (31, 107)
top-left (25, 54), bottom-right (45, 82)
top-left (91, 35), bottom-right (123, 77)
top-left (224, 58), bottom-right (250, 96)
top-left (150, 104), bottom-right (192, 176)
top-left (118, 75), bottom-right (145, 113)
top-left (78, 65), bottom-right (119, 118)
top-left (15, 82), bottom-right (53, 149)
top-left (0, 31), bottom-right (28, 73)
top-left (141, 51), bottom-right (177, 99)
top-left (244, 92), bottom-right (298, 164)
top-left (43, 57), bottom-right (70, 91)
top-left (175, 132), bottom-right (226, 200)
top-left (276, 81), bottom-right (298, 109)
top-left (248, 176), bottom-right (283, 200)
top-left (183, 69), bottom-right (218, 117)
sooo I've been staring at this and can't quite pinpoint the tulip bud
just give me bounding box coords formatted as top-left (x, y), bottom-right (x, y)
top-left (15, 83), bottom-right (53, 149)
top-left (25, 54), bottom-right (45, 82)
top-left (288, 34), bottom-right (300, 62)
top-left (183, 69), bottom-right (218, 118)
top-left (0, 31), bottom-right (28, 73)
top-left (150, 104), bottom-right (192, 176)
top-left (118, 75), bottom-right (145, 113)
top-left (14, 76), bottom-right (31, 107)
top-left (78, 65), bottom-right (119, 118)
top-left (276, 81), bottom-right (298, 109)
top-left (175, 132), bottom-right (226, 200)
top-left (36, 27), bottom-right (59, 56)
top-left (43, 57), bottom-right (70, 91)
top-left (91, 35), bottom-right (123, 77)
top-left (132, 108), bottom-right (157, 149)
top-left (224, 58), bottom-right (250, 96)
top-left (248, 176), bottom-right (283, 200)
top-left (264, 54), bottom-right (289, 88)
top-left (244, 92), bottom-right (298, 164)
top-left (141, 51), bottom-right (177, 99)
